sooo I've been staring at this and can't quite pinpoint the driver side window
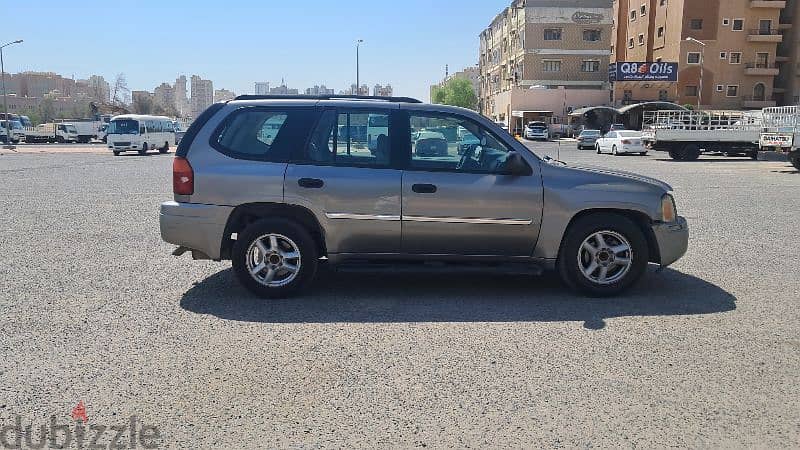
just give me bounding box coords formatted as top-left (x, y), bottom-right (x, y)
top-left (408, 113), bottom-right (514, 174)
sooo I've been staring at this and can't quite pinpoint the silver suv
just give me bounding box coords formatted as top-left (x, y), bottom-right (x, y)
top-left (160, 95), bottom-right (688, 298)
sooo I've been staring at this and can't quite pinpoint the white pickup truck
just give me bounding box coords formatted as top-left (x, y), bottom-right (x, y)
top-left (24, 123), bottom-right (80, 144)
top-left (760, 106), bottom-right (800, 170)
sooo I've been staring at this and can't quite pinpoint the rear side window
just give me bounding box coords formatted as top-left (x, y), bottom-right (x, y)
top-left (303, 110), bottom-right (392, 168)
top-left (212, 108), bottom-right (316, 162)
top-left (176, 102), bottom-right (224, 157)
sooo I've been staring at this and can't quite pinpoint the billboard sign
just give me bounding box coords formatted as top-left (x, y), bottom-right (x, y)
top-left (609, 62), bottom-right (678, 82)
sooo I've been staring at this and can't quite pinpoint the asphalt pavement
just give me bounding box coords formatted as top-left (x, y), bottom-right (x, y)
top-left (1, 142), bottom-right (798, 448)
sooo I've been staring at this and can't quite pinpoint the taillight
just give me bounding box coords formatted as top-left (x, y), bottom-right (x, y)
top-left (621, 139), bottom-right (632, 145)
top-left (173, 156), bottom-right (194, 195)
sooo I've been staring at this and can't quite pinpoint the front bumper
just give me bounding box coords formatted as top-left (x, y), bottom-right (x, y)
top-left (159, 201), bottom-right (234, 260)
top-left (652, 216), bottom-right (689, 267)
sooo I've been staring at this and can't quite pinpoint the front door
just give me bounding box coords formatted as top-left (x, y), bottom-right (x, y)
top-left (400, 110), bottom-right (543, 256)
top-left (284, 108), bottom-right (402, 254)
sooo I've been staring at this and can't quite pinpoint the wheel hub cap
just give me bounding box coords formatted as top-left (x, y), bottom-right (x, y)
top-left (577, 230), bottom-right (633, 285)
top-left (245, 233), bottom-right (302, 288)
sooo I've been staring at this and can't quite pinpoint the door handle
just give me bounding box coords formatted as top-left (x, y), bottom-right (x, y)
top-left (412, 183), bottom-right (437, 194)
top-left (298, 178), bottom-right (324, 189)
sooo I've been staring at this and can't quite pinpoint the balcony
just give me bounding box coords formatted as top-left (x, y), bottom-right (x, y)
top-left (748, 29), bottom-right (784, 42)
top-left (775, 55), bottom-right (790, 63)
top-left (750, 0), bottom-right (786, 7)
top-left (744, 62), bottom-right (781, 76)
top-left (742, 96), bottom-right (777, 109)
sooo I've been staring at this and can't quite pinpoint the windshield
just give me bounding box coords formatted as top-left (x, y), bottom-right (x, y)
top-left (581, 130), bottom-right (600, 136)
top-left (108, 119), bottom-right (139, 135)
top-left (65, 125), bottom-right (78, 133)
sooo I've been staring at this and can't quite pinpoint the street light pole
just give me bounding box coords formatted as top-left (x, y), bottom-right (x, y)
top-left (686, 37), bottom-right (706, 109)
top-left (356, 39), bottom-right (363, 96)
top-left (1, 40), bottom-right (23, 150)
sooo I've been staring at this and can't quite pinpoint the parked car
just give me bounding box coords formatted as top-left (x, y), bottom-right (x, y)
top-left (413, 131), bottom-right (449, 157)
top-left (596, 130), bottom-right (648, 156)
top-left (524, 121), bottom-right (549, 141)
top-left (160, 96), bottom-right (688, 298)
top-left (0, 120), bottom-right (25, 143)
top-left (610, 123), bottom-right (627, 131)
top-left (577, 129), bottom-right (601, 150)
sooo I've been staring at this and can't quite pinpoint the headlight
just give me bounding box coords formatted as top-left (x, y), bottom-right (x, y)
top-left (661, 194), bottom-right (677, 222)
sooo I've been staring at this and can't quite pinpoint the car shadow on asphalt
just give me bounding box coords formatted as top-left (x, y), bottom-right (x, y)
top-left (179, 267), bottom-right (736, 330)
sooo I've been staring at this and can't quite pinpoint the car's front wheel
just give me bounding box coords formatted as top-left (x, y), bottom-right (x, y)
top-left (596, 144), bottom-right (601, 154)
top-left (232, 219), bottom-right (318, 298)
top-left (557, 213), bottom-right (649, 296)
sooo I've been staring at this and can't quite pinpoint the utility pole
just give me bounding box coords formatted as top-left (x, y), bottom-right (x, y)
top-left (356, 39), bottom-right (364, 95)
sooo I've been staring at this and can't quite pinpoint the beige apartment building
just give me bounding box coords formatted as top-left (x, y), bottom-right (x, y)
top-left (776, 0), bottom-right (800, 104)
top-left (611, 0), bottom-right (789, 109)
top-left (478, 0), bottom-right (614, 130)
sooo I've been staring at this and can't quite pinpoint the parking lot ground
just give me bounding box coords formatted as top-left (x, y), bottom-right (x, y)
top-left (1, 143), bottom-right (799, 447)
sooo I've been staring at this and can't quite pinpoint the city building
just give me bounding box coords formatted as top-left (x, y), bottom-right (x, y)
top-left (153, 83), bottom-right (176, 112)
top-left (775, 0), bottom-right (800, 105)
top-left (269, 80), bottom-right (300, 95)
top-left (175, 75), bottom-right (190, 117)
top-left (214, 88), bottom-right (237, 103)
top-left (344, 84), bottom-right (370, 95)
top-left (373, 84), bottom-right (394, 97)
top-left (190, 75), bottom-right (213, 118)
top-left (478, 0), bottom-right (614, 131)
top-left (254, 82), bottom-right (270, 95)
top-left (611, 0), bottom-right (787, 109)
top-left (305, 85), bottom-right (335, 95)
top-left (430, 66), bottom-right (480, 102)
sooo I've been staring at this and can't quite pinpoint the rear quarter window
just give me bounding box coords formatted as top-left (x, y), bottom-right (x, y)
top-left (211, 108), bottom-right (318, 162)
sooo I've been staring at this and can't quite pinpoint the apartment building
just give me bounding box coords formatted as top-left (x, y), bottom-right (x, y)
top-left (775, 0), bottom-right (800, 105)
top-left (214, 88), bottom-right (237, 103)
top-left (254, 82), bottom-right (270, 95)
top-left (611, 0), bottom-right (788, 109)
top-left (175, 76), bottom-right (190, 117)
top-left (478, 0), bottom-right (614, 129)
top-left (306, 85), bottom-right (335, 95)
top-left (373, 84), bottom-right (394, 97)
top-left (153, 83), bottom-right (175, 112)
top-left (190, 75), bottom-right (213, 118)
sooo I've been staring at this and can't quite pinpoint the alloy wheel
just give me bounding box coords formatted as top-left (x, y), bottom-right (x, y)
top-left (577, 230), bottom-right (633, 285)
top-left (245, 233), bottom-right (302, 287)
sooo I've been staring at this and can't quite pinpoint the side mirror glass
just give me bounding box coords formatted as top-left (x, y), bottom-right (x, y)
top-left (504, 152), bottom-right (531, 176)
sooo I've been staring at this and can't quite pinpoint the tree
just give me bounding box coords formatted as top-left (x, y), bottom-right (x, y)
top-left (39, 98), bottom-right (55, 123)
top-left (431, 78), bottom-right (477, 110)
top-left (111, 73), bottom-right (130, 107)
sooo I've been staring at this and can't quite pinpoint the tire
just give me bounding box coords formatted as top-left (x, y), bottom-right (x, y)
top-left (749, 151), bottom-right (758, 160)
top-left (639, 152), bottom-right (647, 156)
top-left (56, 136), bottom-right (64, 144)
top-left (596, 144), bottom-right (601, 154)
top-left (612, 145), bottom-right (619, 156)
top-left (113, 151), bottom-right (120, 156)
top-left (232, 218), bottom-right (319, 298)
top-left (790, 153), bottom-right (800, 170)
top-left (557, 213), bottom-right (649, 297)
top-left (139, 143), bottom-right (148, 156)
top-left (159, 142), bottom-right (169, 154)
top-left (683, 144), bottom-right (701, 161)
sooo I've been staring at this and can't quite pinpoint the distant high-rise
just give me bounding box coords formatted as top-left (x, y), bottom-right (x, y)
top-left (373, 84), bottom-right (393, 97)
top-left (214, 88), bottom-right (237, 103)
top-left (175, 76), bottom-right (189, 117)
top-left (154, 83), bottom-right (176, 113)
top-left (305, 85), bottom-right (335, 95)
top-left (190, 75), bottom-right (213, 118)
top-left (254, 82), bottom-right (270, 95)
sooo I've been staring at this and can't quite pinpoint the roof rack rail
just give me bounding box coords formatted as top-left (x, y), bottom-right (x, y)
top-left (232, 94), bottom-right (423, 104)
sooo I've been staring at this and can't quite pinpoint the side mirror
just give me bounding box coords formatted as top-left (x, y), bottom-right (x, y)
top-left (503, 152), bottom-right (532, 176)
top-left (480, 135), bottom-right (488, 146)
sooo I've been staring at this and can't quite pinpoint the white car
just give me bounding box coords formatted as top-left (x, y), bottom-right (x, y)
top-left (524, 122), bottom-right (550, 141)
top-left (595, 130), bottom-right (648, 156)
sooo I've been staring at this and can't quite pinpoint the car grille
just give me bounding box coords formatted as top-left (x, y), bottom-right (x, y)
top-left (113, 142), bottom-right (131, 147)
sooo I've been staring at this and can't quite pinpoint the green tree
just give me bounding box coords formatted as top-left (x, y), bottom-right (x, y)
top-left (431, 78), bottom-right (477, 110)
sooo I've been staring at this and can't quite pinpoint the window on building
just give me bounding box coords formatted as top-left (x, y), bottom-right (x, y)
top-left (726, 85), bottom-right (739, 97)
top-left (732, 19), bottom-right (744, 31)
top-left (685, 86), bottom-right (698, 97)
top-left (583, 29), bottom-right (602, 42)
top-left (660, 0), bottom-right (667, 5)
top-left (687, 52), bottom-right (701, 64)
top-left (756, 52), bottom-right (770, 68)
top-left (716, 85), bottom-right (724, 92)
top-left (628, 38), bottom-right (635, 48)
top-left (638, 34), bottom-right (645, 45)
top-left (544, 28), bottom-right (562, 41)
top-left (720, 52), bottom-right (727, 59)
top-left (690, 19), bottom-right (703, 30)
top-left (630, 10), bottom-right (637, 21)
top-left (658, 27), bottom-right (665, 38)
top-left (640, 5), bottom-right (647, 16)
top-left (581, 61), bottom-right (601, 72)
top-left (542, 60), bottom-right (562, 72)
top-left (611, 45), bottom-right (615, 54)
top-left (722, 18), bottom-right (730, 26)
top-left (730, 52), bottom-right (742, 64)
top-left (759, 20), bottom-right (773, 34)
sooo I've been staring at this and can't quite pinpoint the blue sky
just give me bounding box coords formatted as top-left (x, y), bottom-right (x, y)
top-left (3, 1), bottom-right (510, 102)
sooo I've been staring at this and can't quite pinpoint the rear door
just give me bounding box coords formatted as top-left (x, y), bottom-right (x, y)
top-left (399, 110), bottom-right (543, 256)
top-left (285, 107), bottom-right (403, 254)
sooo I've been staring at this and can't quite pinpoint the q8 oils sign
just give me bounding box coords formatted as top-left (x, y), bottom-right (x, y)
top-left (609, 62), bottom-right (678, 82)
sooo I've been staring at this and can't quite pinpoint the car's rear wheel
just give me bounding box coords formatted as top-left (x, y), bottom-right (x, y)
top-left (139, 143), bottom-right (148, 155)
top-left (232, 219), bottom-right (318, 298)
top-left (612, 145), bottom-right (619, 156)
top-left (596, 144), bottom-right (601, 154)
top-left (790, 152), bottom-right (800, 170)
top-left (159, 142), bottom-right (169, 154)
top-left (557, 213), bottom-right (649, 296)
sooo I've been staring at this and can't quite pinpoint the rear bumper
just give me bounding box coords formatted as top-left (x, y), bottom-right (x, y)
top-left (159, 201), bottom-right (233, 260)
top-left (652, 216), bottom-right (689, 267)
